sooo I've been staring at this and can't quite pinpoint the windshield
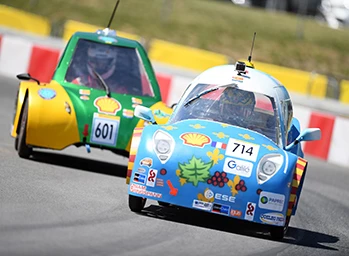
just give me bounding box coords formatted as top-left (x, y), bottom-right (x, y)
top-left (65, 39), bottom-right (154, 97)
top-left (170, 84), bottom-right (279, 144)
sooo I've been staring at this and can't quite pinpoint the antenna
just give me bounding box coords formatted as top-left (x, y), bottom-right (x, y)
top-left (107, 0), bottom-right (121, 29)
top-left (248, 32), bottom-right (257, 63)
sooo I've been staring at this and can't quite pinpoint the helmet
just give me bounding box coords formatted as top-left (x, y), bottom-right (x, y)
top-left (219, 87), bottom-right (256, 125)
top-left (87, 44), bottom-right (117, 79)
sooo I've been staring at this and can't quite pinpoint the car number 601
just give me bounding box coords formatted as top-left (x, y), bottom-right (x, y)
top-left (90, 114), bottom-right (120, 146)
top-left (95, 123), bottom-right (114, 140)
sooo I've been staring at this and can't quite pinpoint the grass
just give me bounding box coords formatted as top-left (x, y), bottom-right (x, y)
top-left (3, 0), bottom-right (349, 79)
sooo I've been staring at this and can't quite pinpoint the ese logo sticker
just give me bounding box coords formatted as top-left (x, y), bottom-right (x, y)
top-left (259, 191), bottom-right (285, 212)
top-left (223, 157), bottom-right (253, 178)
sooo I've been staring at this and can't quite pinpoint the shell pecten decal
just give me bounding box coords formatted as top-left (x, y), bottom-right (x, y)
top-left (94, 96), bottom-right (121, 115)
top-left (180, 132), bottom-right (211, 148)
top-left (238, 133), bottom-right (255, 140)
top-left (262, 144), bottom-right (277, 151)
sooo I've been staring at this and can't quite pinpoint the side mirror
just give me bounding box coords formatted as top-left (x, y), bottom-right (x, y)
top-left (285, 128), bottom-right (321, 151)
top-left (134, 105), bottom-right (156, 124)
top-left (16, 73), bottom-right (40, 85)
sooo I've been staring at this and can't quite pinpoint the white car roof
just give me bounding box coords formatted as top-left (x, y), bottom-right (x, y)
top-left (190, 64), bottom-right (291, 103)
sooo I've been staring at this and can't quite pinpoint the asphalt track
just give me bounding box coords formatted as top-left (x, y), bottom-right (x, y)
top-left (0, 74), bottom-right (349, 256)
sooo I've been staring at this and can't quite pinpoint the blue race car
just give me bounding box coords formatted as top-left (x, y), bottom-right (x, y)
top-left (126, 61), bottom-right (321, 240)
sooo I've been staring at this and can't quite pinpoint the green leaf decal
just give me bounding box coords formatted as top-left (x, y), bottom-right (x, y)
top-left (178, 156), bottom-right (213, 186)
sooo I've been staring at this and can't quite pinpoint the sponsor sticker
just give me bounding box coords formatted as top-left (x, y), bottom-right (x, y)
top-left (204, 189), bottom-right (214, 200)
top-left (180, 132), bottom-right (211, 148)
top-left (214, 193), bottom-right (236, 203)
top-left (212, 203), bottom-right (230, 215)
top-left (137, 168), bottom-right (146, 173)
top-left (129, 184), bottom-right (162, 198)
top-left (258, 191), bottom-right (285, 212)
top-left (230, 209), bottom-right (242, 218)
top-left (260, 212), bottom-right (285, 226)
top-left (226, 138), bottom-right (260, 162)
top-left (146, 169), bottom-right (158, 187)
top-left (133, 172), bottom-right (146, 184)
top-left (223, 157), bottom-right (253, 177)
top-left (156, 178), bottom-right (164, 187)
top-left (192, 200), bottom-right (212, 211)
top-left (140, 158), bottom-right (153, 167)
top-left (38, 88), bottom-right (56, 100)
top-left (244, 202), bottom-right (256, 221)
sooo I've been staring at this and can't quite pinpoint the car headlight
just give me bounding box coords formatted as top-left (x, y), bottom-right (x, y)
top-left (156, 139), bottom-right (170, 154)
top-left (153, 130), bottom-right (175, 164)
top-left (257, 154), bottom-right (283, 184)
top-left (262, 160), bottom-right (276, 175)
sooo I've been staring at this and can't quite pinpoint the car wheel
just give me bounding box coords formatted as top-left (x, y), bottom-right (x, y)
top-left (270, 216), bottom-right (290, 241)
top-left (128, 195), bottom-right (146, 212)
top-left (14, 137), bottom-right (19, 151)
top-left (17, 99), bottom-right (32, 158)
top-left (158, 201), bottom-right (170, 207)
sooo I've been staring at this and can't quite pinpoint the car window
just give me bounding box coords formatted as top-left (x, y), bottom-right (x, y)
top-left (169, 84), bottom-right (279, 144)
top-left (65, 39), bottom-right (154, 97)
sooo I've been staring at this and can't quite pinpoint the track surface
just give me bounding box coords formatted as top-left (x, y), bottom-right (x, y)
top-left (0, 75), bottom-right (348, 256)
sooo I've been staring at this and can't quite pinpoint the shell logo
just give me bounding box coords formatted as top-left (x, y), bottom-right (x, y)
top-left (94, 96), bottom-right (121, 115)
top-left (180, 132), bottom-right (211, 148)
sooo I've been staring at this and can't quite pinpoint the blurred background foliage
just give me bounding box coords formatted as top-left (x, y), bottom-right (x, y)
top-left (2, 0), bottom-right (349, 78)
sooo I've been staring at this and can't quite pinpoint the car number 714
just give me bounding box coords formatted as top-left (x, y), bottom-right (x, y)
top-left (225, 138), bottom-right (260, 162)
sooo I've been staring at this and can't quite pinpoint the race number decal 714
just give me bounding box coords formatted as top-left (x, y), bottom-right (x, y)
top-left (225, 138), bottom-right (260, 162)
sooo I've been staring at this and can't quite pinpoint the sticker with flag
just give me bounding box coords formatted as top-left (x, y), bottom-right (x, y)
top-left (211, 141), bottom-right (227, 150)
top-left (123, 109), bottom-right (134, 118)
top-left (79, 89), bottom-right (90, 95)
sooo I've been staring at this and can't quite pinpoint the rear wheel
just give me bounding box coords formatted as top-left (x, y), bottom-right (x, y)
top-left (17, 99), bottom-right (32, 158)
top-left (270, 216), bottom-right (291, 240)
top-left (128, 195), bottom-right (146, 212)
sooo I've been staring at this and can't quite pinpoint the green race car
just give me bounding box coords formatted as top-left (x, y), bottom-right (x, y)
top-left (11, 27), bottom-right (172, 159)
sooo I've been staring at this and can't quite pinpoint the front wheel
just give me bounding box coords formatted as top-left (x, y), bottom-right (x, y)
top-left (128, 195), bottom-right (146, 212)
top-left (17, 98), bottom-right (32, 158)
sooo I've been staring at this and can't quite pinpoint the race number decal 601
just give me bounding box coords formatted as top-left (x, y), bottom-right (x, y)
top-left (90, 113), bottom-right (120, 146)
top-left (225, 138), bottom-right (260, 162)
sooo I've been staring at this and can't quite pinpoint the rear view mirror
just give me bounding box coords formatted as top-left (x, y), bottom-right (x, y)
top-left (16, 73), bottom-right (40, 85)
top-left (285, 128), bottom-right (321, 151)
top-left (134, 105), bottom-right (156, 124)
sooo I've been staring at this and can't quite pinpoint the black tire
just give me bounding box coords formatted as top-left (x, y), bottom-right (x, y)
top-left (158, 201), bottom-right (170, 207)
top-left (17, 99), bottom-right (32, 158)
top-left (14, 137), bottom-right (19, 151)
top-left (270, 216), bottom-right (290, 241)
top-left (128, 195), bottom-right (146, 212)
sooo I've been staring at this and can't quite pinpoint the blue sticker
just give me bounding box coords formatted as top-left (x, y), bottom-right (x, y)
top-left (38, 88), bottom-right (56, 100)
top-left (133, 172), bottom-right (146, 184)
top-left (212, 203), bottom-right (230, 215)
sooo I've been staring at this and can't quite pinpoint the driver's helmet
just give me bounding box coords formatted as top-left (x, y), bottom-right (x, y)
top-left (219, 87), bottom-right (256, 125)
top-left (87, 44), bottom-right (117, 79)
